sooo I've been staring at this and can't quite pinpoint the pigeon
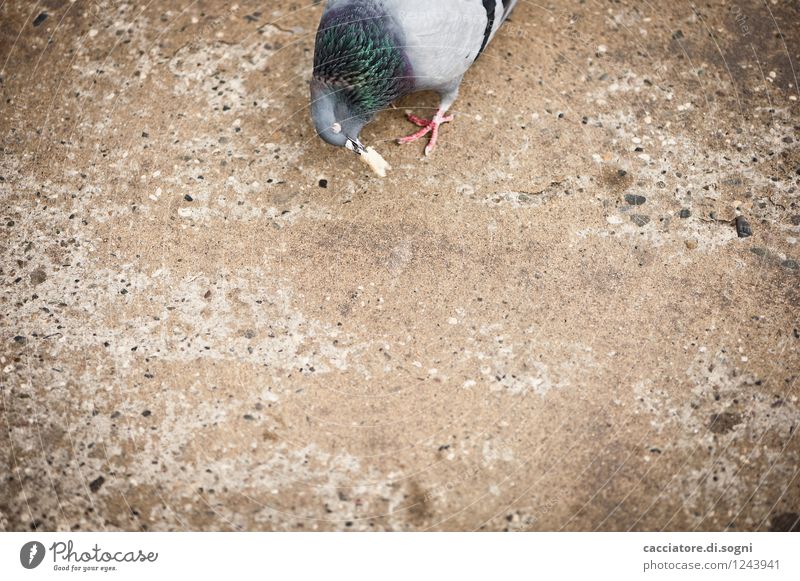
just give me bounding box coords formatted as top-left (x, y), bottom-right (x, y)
top-left (310, 0), bottom-right (517, 166)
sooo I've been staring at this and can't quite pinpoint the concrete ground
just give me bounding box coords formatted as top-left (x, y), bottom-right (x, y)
top-left (1, 0), bottom-right (798, 532)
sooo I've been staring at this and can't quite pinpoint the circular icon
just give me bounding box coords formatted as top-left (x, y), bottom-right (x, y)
top-left (20, 541), bottom-right (46, 569)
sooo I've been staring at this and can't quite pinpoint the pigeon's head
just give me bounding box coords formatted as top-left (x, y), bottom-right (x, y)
top-left (310, 79), bottom-right (368, 155)
top-left (310, 5), bottom-right (413, 156)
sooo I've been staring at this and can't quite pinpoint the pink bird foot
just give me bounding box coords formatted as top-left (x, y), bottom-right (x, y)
top-left (397, 113), bottom-right (454, 156)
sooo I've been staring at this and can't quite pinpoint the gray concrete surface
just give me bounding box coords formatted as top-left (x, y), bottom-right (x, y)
top-left (1, 0), bottom-right (798, 531)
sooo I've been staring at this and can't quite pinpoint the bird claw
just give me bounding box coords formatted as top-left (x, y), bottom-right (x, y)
top-left (397, 113), bottom-right (454, 156)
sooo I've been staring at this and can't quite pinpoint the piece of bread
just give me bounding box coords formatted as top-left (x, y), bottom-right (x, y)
top-left (360, 146), bottom-right (391, 177)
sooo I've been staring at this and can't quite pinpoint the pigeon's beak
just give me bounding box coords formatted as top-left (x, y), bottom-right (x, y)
top-left (344, 137), bottom-right (366, 156)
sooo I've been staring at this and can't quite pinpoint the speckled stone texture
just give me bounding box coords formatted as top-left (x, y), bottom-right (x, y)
top-left (1, 0), bottom-right (798, 532)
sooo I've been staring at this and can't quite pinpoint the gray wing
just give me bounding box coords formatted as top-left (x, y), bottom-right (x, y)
top-left (383, 0), bottom-right (517, 91)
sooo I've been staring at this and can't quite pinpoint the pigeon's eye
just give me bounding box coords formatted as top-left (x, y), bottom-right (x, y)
top-left (331, 123), bottom-right (342, 134)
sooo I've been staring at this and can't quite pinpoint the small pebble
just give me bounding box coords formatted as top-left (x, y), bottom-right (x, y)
top-left (89, 476), bottom-right (105, 493)
top-left (32, 13), bottom-right (48, 27)
top-left (782, 259), bottom-right (798, 270)
top-left (624, 194), bottom-right (646, 206)
top-left (685, 239), bottom-right (698, 250)
top-left (184, 194), bottom-right (193, 202)
top-left (318, 179), bottom-right (328, 188)
top-left (630, 214), bottom-right (650, 227)
top-left (679, 208), bottom-right (691, 219)
top-left (30, 269), bottom-right (47, 285)
top-left (735, 216), bottom-right (752, 238)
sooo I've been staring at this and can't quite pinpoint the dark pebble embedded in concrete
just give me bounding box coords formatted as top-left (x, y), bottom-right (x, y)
top-left (679, 208), bottom-right (691, 219)
top-left (13, 335), bottom-right (27, 344)
top-left (735, 216), bottom-right (752, 238)
top-left (630, 214), bottom-right (650, 227)
top-left (33, 13), bottom-right (48, 27)
top-left (790, 215), bottom-right (800, 226)
top-left (89, 476), bottom-right (105, 493)
top-left (30, 269), bottom-right (47, 285)
top-left (184, 194), bottom-right (193, 202)
top-left (782, 259), bottom-right (798, 270)
top-left (318, 179), bottom-right (328, 188)
top-left (624, 194), bottom-right (646, 206)
top-left (708, 412), bottom-right (742, 434)
top-left (142, 409), bottom-right (152, 417)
